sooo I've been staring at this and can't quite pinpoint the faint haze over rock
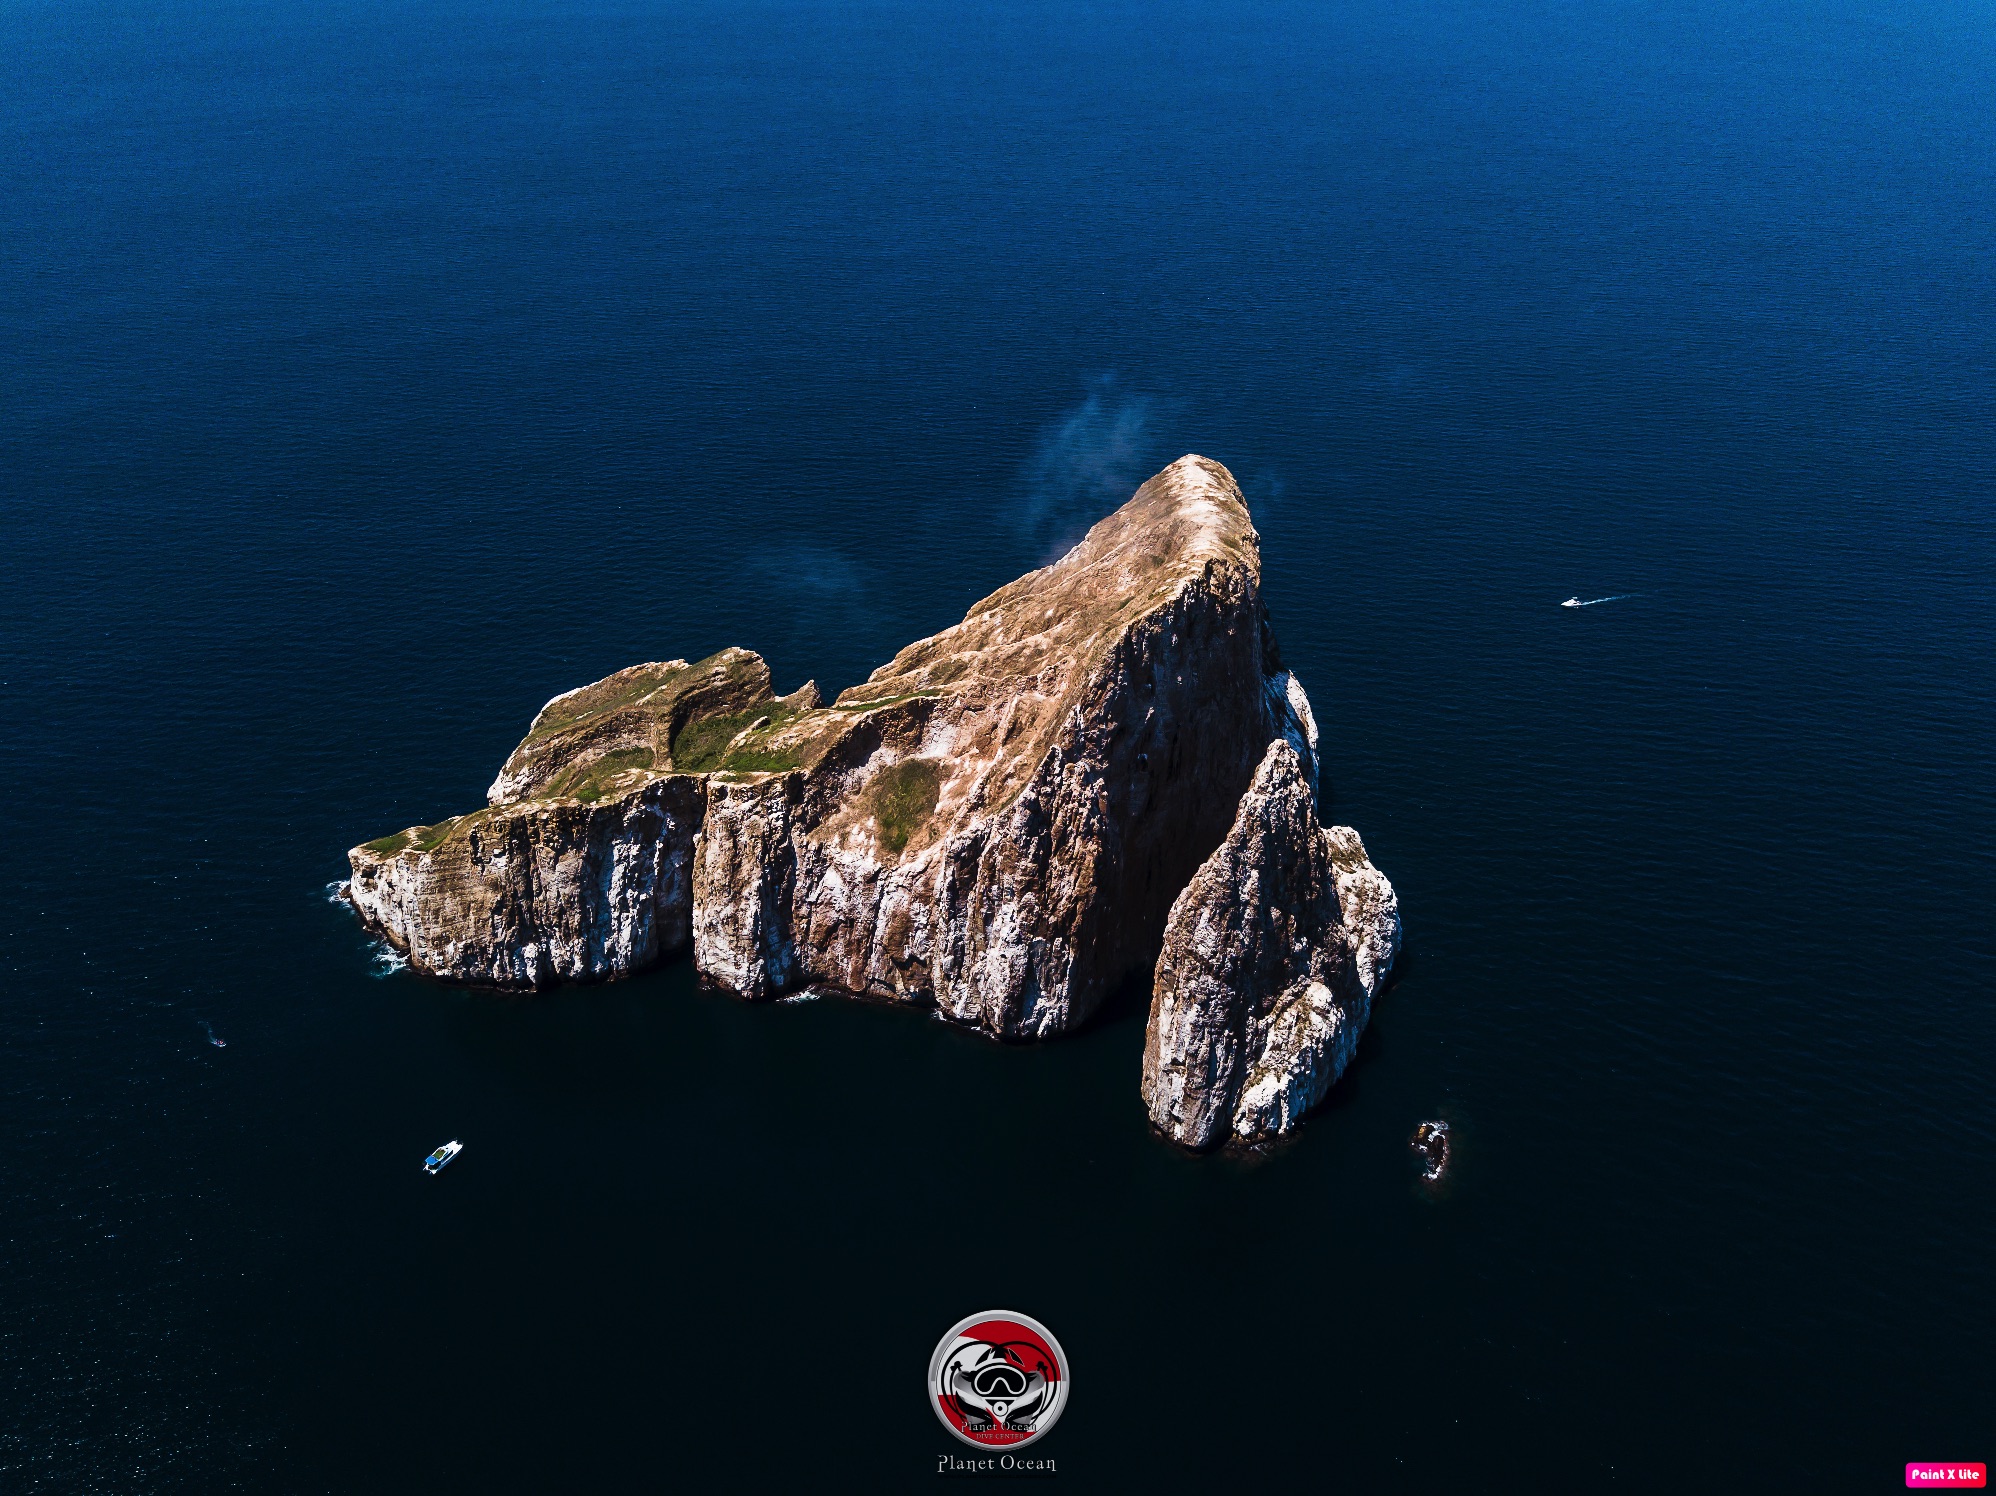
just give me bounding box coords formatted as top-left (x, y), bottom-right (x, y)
top-left (1020, 376), bottom-right (1186, 561)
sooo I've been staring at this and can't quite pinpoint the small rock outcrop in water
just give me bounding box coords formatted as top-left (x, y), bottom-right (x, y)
top-left (347, 456), bottom-right (1331, 1041)
top-left (1140, 740), bottom-right (1401, 1148)
top-left (1413, 1120), bottom-right (1451, 1180)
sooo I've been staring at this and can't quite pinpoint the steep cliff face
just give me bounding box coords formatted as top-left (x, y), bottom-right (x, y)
top-left (692, 774), bottom-right (801, 1002)
top-left (777, 460), bottom-right (1281, 1037)
top-left (1140, 740), bottom-right (1400, 1148)
top-left (347, 774), bottom-right (706, 987)
top-left (347, 455), bottom-right (1317, 1041)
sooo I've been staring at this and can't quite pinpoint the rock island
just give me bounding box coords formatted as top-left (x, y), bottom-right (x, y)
top-left (345, 456), bottom-right (1399, 1146)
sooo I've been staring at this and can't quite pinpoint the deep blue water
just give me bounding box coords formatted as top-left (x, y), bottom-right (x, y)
top-left (4, 0), bottom-right (1992, 1489)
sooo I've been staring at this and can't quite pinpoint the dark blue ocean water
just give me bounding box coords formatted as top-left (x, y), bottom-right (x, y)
top-left (4, 0), bottom-right (1992, 1489)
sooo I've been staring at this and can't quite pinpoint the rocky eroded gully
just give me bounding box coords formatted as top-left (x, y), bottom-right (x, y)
top-left (345, 456), bottom-right (1401, 1145)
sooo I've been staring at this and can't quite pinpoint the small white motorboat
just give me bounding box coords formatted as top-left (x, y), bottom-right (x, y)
top-left (423, 1141), bottom-right (463, 1174)
top-left (1561, 597), bottom-right (1584, 608)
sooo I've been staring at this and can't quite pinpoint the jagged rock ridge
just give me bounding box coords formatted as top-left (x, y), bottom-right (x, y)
top-left (1139, 739), bottom-right (1401, 1148)
top-left (347, 456), bottom-right (1325, 1040)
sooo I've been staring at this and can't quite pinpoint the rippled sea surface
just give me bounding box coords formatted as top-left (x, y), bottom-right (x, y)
top-left (4, 0), bottom-right (1991, 1489)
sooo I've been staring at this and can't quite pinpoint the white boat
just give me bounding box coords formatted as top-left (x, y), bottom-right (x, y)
top-left (1561, 597), bottom-right (1583, 608)
top-left (423, 1141), bottom-right (463, 1174)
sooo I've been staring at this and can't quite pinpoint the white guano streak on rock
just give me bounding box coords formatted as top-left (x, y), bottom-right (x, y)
top-left (1140, 731), bottom-right (1401, 1148)
top-left (691, 774), bottom-right (799, 1001)
top-left (347, 777), bottom-right (702, 987)
top-left (1325, 824), bottom-right (1401, 1003)
top-left (1264, 669), bottom-right (1321, 802)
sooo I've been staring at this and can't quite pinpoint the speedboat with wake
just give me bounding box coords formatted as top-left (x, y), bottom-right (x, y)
top-left (423, 1141), bottom-right (463, 1174)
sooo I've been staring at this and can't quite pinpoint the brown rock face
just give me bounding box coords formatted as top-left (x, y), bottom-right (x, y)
top-left (1140, 740), bottom-right (1401, 1147)
top-left (692, 775), bottom-right (801, 1002)
top-left (346, 455), bottom-right (1311, 1040)
top-left (346, 775), bottom-right (707, 988)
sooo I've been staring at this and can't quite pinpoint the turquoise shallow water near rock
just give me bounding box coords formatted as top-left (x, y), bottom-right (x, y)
top-left (3, 0), bottom-right (1992, 1489)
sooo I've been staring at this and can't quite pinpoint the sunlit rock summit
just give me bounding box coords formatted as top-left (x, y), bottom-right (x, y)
top-left (345, 455), bottom-right (1398, 1139)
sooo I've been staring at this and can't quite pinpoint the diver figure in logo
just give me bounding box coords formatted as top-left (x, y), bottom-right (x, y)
top-left (943, 1341), bottom-right (1053, 1433)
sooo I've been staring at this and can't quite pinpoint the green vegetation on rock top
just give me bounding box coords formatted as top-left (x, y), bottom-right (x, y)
top-left (871, 758), bottom-right (941, 853)
top-left (524, 663), bottom-right (684, 746)
top-left (546, 747), bottom-right (655, 802)
top-left (521, 648), bottom-right (767, 751)
top-left (360, 811), bottom-right (483, 858)
top-left (671, 702), bottom-right (808, 774)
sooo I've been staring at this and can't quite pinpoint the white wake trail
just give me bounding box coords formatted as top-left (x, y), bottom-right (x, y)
top-left (1561, 594), bottom-right (1639, 608)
